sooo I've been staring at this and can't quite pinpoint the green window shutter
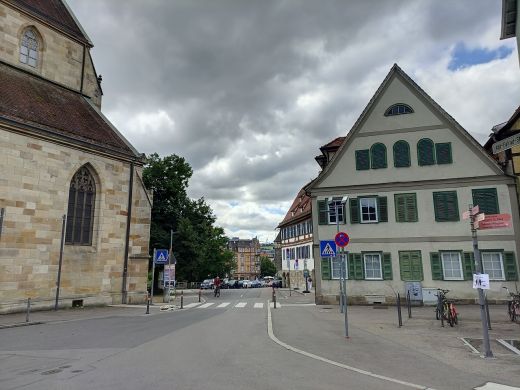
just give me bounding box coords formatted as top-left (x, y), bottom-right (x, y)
top-left (348, 253), bottom-right (355, 279)
top-left (430, 252), bottom-right (443, 280)
top-left (353, 253), bottom-right (364, 280)
top-left (356, 150), bottom-right (370, 170)
top-left (378, 196), bottom-right (388, 222)
top-left (435, 143), bottom-right (452, 164)
top-left (370, 143), bottom-right (387, 169)
top-left (393, 140), bottom-right (411, 168)
top-left (382, 252), bottom-right (392, 280)
top-left (472, 188), bottom-right (499, 215)
top-left (399, 251), bottom-right (412, 280)
top-left (417, 138), bottom-right (435, 166)
top-left (321, 258), bottom-right (331, 280)
top-left (462, 252), bottom-right (475, 281)
top-left (433, 191), bottom-right (459, 222)
top-left (395, 193), bottom-right (417, 222)
top-left (410, 251), bottom-right (423, 281)
top-left (350, 198), bottom-right (359, 224)
top-left (504, 252), bottom-right (518, 281)
top-left (318, 199), bottom-right (328, 225)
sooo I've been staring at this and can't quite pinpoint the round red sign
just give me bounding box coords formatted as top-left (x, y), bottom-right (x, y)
top-left (335, 232), bottom-right (350, 247)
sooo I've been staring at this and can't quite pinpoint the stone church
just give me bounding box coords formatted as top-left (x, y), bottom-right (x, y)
top-left (0, 0), bottom-right (152, 312)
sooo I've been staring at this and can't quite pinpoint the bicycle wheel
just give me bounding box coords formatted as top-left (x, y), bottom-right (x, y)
top-left (447, 308), bottom-right (454, 327)
top-left (435, 307), bottom-right (441, 320)
top-left (509, 302), bottom-right (515, 322)
top-left (513, 304), bottom-right (518, 322)
top-left (451, 305), bottom-right (458, 325)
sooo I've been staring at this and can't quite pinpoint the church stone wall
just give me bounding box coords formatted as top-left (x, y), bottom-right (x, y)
top-left (0, 128), bottom-right (151, 312)
top-left (0, 3), bottom-right (85, 94)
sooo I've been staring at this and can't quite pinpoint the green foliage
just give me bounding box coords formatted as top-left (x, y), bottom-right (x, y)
top-left (143, 153), bottom-right (235, 283)
top-left (260, 256), bottom-right (277, 277)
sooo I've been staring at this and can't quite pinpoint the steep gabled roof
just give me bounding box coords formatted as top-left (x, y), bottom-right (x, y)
top-left (5, 0), bottom-right (92, 45)
top-left (277, 187), bottom-right (312, 228)
top-left (320, 136), bottom-right (345, 152)
top-left (308, 63), bottom-right (504, 190)
top-left (484, 105), bottom-right (520, 150)
top-left (0, 61), bottom-right (139, 158)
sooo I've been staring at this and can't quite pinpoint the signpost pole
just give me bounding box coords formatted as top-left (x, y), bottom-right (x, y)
top-left (151, 248), bottom-right (156, 305)
top-left (168, 230), bottom-right (173, 304)
top-left (469, 205), bottom-right (493, 358)
top-left (343, 250), bottom-right (349, 338)
top-left (335, 202), bottom-right (344, 313)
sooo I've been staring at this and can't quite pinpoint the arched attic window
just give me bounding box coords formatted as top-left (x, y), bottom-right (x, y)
top-left (370, 143), bottom-right (387, 169)
top-left (65, 165), bottom-right (96, 245)
top-left (393, 140), bottom-right (411, 167)
top-left (384, 104), bottom-right (413, 116)
top-left (20, 28), bottom-right (40, 68)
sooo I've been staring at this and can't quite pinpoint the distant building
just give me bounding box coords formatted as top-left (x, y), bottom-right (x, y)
top-left (277, 187), bottom-right (314, 289)
top-left (260, 243), bottom-right (275, 262)
top-left (273, 231), bottom-right (282, 273)
top-left (0, 0), bottom-right (152, 312)
top-left (228, 237), bottom-right (260, 280)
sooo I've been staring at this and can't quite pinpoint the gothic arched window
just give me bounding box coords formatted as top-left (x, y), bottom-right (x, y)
top-left (66, 166), bottom-right (96, 245)
top-left (20, 28), bottom-right (39, 68)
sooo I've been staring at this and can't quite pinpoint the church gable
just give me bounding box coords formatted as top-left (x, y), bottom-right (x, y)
top-left (313, 64), bottom-right (503, 190)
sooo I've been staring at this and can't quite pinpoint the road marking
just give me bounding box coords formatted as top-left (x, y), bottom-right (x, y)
top-left (266, 300), bottom-right (436, 390)
top-left (198, 303), bottom-right (214, 309)
top-left (235, 302), bottom-right (247, 308)
top-left (254, 303), bottom-right (264, 308)
top-left (184, 302), bottom-right (202, 309)
top-left (217, 302), bottom-right (230, 308)
top-left (474, 383), bottom-right (520, 390)
top-left (460, 337), bottom-right (480, 354)
top-left (269, 302), bottom-right (282, 308)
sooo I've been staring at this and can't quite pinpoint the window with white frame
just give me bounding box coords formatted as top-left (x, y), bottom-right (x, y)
top-left (328, 199), bottom-right (345, 224)
top-left (364, 253), bottom-right (382, 279)
top-left (332, 254), bottom-right (348, 279)
top-left (441, 252), bottom-right (463, 280)
top-left (482, 252), bottom-right (505, 280)
top-left (360, 197), bottom-right (378, 223)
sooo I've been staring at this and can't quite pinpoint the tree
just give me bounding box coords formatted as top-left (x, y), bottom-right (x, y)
top-left (260, 256), bottom-right (276, 277)
top-left (143, 153), bottom-right (235, 285)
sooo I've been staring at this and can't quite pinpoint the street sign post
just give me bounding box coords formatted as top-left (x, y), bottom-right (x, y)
top-left (477, 214), bottom-right (512, 230)
top-left (320, 240), bottom-right (336, 257)
top-left (151, 249), bottom-right (169, 304)
top-left (335, 231), bottom-right (350, 248)
top-left (492, 133), bottom-right (520, 154)
top-left (473, 274), bottom-right (490, 290)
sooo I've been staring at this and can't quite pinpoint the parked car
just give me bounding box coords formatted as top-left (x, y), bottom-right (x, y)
top-left (242, 280), bottom-right (252, 288)
top-left (271, 279), bottom-right (282, 288)
top-left (225, 279), bottom-right (238, 289)
top-left (200, 279), bottom-right (214, 289)
top-left (237, 280), bottom-right (245, 288)
top-left (250, 280), bottom-right (261, 288)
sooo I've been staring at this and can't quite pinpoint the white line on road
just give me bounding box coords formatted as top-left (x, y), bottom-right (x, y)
top-left (184, 302), bottom-right (202, 309)
top-left (266, 300), bottom-right (436, 390)
top-left (198, 303), bottom-right (214, 309)
top-left (269, 302), bottom-right (282, 308)
top-left (254, 303), bottom-right (264, 308)
top-left (474, 383), bottom-right (520, 390)
top-left (235, 302), bottom-right (247, 308)
top-left (217, 302), bottom-right (230, 308)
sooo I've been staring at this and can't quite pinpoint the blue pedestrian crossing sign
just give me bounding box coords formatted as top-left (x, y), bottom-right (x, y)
top-left (154, 249), bottom-right (169, 264)
top-left (320, 241), bottom-right (336, 257)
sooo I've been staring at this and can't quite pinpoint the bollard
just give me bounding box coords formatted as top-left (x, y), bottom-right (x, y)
top-left (198, 289), bottom-right (201, 302)
top-left (273, 288), bottom-right (277, 309)
top-left (397, 292), bottom-right (402, 327)
top-left (26, 297), bottom-right (31, 322)
top-left (181, 290), bottom-right (184, 309)
top-left (407, 290), bottom-right (412, 319)
top-left (146, 292), bottom-right (150, 314)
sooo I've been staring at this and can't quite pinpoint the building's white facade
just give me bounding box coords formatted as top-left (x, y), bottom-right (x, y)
top-left (308, 64), bottom-right (520, 305)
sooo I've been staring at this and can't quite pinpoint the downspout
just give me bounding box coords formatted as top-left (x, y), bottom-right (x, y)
top-left (122, 160), bottom-right (135, 304)
top-left (80, 45), bottom-right (86, 93)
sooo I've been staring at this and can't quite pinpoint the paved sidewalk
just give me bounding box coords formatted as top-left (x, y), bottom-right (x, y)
top-left (270, 292), bottom-right (520, 390)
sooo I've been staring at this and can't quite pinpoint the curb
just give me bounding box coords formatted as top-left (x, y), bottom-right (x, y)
top-left (0, 321), bottom-right (44, 329)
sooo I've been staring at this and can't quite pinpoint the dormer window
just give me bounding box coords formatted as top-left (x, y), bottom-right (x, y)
top-left (384, 104), bottom-right (413, 116)
top-left (20, 28), bottom-right (39, 68)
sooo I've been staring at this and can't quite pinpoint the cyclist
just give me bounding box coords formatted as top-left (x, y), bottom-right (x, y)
top-left (213, 275), bottom-right (221, 297)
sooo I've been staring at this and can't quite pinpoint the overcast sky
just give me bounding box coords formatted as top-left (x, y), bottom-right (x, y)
top-left (67, 0), bottom-right (519, 242)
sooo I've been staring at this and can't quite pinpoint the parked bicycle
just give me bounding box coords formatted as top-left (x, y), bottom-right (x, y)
top-left (503, 286), bottom-right (520, 322)
top-left (435, 289), bottom-right (458, 327)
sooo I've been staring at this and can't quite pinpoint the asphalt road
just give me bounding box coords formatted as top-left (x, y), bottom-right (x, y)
top-left (1, 288), bottom-right (412, 390)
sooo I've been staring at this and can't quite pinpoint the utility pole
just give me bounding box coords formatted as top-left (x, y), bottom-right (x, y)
top-left (469, 204), bottom-right (493, 358)
top-left (168, 229), bottom-right (173, 304)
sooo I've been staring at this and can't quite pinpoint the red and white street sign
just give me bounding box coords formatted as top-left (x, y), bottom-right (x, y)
top-left (471, 205), bottom-right (480, 215)
top-left (462, 211), bottom-right (470, 220)
top-left (477, 214), bottom-right (512, 230)
top-left (475, 213), bottom-right (486, 222)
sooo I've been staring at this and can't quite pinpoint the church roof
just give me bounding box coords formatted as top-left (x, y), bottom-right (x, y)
top-left (5, 0), bottom-right (91, 45)
top-left (0, 62), bottom-right (139, 158)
